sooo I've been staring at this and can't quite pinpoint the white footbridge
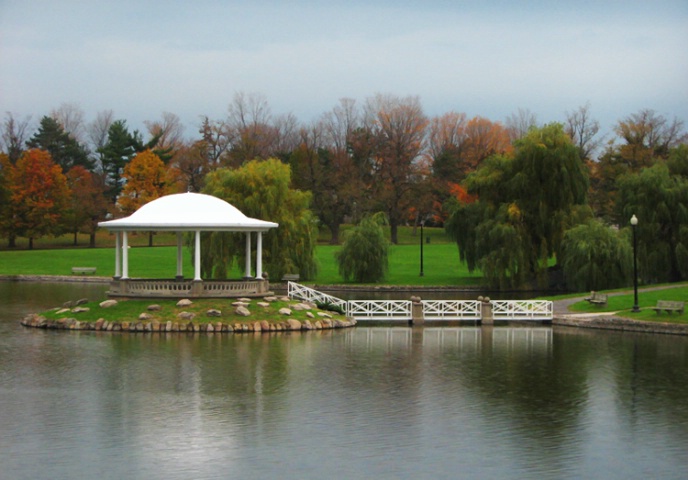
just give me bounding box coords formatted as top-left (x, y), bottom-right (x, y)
top-left (287, 282), bottom-right (553, 323)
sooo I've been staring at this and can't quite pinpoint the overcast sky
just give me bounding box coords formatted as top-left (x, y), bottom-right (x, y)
top-left (1, 0), bottom-right (686, 140)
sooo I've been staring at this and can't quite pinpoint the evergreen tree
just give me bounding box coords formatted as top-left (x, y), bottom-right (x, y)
top-left (98, 120), bottom-right (139, 203)
top-left (26, 116), bottom-right (92, 171)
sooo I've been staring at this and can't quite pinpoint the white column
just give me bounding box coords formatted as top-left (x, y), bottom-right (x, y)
top-left (244, 232), bottom-right (252, 278)
top-left (114, 232), bottom-right (122, 278)
top-left (194, 230), bottom-right (201, 281)
top-left (176, 232), bottom-right (184, 279)
top-left (122, 231), bottom-right (129, 279)
top-left (256, 231), bottom-right (263, 279)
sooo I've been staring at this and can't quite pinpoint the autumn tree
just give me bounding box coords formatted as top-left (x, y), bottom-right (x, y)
top-left (9, 149), bottom-right (71, 249)
top-left (290, 99), bottom-right (364, 244)
top-left (564, 103), bottom-right (603, 161)
top-left (86, 110), bottom-right (114, 172)
top-left (462, 116), bottom-right (513, 171)
top-left (590, 109), bottom-right (687, 222)
top-left (65, 166), bottom-right (109, 247)
top-left (199, 116), bottom-right (232, 166)
top-left (0, 153), bottom-right (17, 246)
top-left (202, 158), bottom-right (317, 280)
top-left (505, 107), bottom-right (537, 142)
top-left (1, 112), bottom-right (32, 163)
top-left (172, 140), bottom-right (215, 192)
top-left (26, 116), bottom-right (92, 171)
top-left (427, 112), bottom-right (468, 202)
top-left (118, 149), bottom-right (177, 215)
top-left (363, 93), bottom-right (428, 244)
top-left (50, 102), bottom-right (86, 143)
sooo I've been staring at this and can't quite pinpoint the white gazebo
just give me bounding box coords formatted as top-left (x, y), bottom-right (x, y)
top-left (98, 192), bottom-right (279, 298)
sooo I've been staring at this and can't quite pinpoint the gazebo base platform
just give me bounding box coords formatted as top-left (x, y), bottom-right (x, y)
top-left (107, 279), bottom-right (272, 299)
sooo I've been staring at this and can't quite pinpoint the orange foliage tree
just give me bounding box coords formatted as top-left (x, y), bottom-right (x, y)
top-left (65, 165), bottom-right (109, 247)
top-left (118, 149), bottom-right (181, 216)
top-left (9, 149), bottom-right (71, 249)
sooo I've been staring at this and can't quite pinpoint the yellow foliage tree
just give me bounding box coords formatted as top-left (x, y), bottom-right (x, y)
top-left (118, 149), bottom-right (180, 215)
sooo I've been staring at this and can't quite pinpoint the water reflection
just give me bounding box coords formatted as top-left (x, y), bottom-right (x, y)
top-left (1, 282), bottom-right (688, 479)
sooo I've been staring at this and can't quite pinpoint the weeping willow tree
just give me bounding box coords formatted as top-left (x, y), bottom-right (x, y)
top-left (616, 159), bottom-right (688, 283)
top-left (200, 158), bottom-right (318, 280)
top-left (559, 220), bottom-right (632, 291)
top-left (335, 212), bottom-right (389, 283)
top-left (446, 123), bottom-right (591, 289)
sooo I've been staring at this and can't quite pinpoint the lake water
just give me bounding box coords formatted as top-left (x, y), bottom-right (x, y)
top-left (1, 281), bottom-right (687, 479)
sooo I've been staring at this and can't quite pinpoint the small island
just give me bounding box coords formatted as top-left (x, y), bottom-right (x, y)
top-left (21, 295), bottom-right (356, 333)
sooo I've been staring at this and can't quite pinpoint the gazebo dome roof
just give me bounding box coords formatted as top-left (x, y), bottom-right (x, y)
top-left (98, 192), bottom-right (278, 232)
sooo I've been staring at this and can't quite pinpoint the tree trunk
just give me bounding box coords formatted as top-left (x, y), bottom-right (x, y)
top-left (329, 223), bottom-right (341, 245)
top-left (8, 234), bottom-right (16, 248)
top-left (149, 232), bottom-right (154, 247)
top-left (73, 230), bottom-right (78, 246)
top-left (89, 232), bottom-right (96, 248)
top-left (390, 222), bottom-right (399, 245)
top-left (29, 237), bottom-right (34, 250)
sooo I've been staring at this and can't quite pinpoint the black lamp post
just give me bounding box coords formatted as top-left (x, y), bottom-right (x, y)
top-left (419, 220), bottom-right (424, 277)
top-left (631, 214), bottom-right (640, 313)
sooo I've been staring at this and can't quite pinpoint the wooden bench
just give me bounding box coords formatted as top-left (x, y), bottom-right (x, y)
top-left (652, 300), bottom-right (685, 315)
top-left (72, 267), bottom-right (97, 275)
top-left (584, 291), bottom-right (608, 305)
top-left (281, 274), bottom-right (300, 282)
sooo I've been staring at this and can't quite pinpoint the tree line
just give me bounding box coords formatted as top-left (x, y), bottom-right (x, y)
top-left (0, 93), bottom-right (686, 289)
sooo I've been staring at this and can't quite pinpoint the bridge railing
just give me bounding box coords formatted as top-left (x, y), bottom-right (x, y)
top-left (491, 300), bottom-right (553, 320)
top-left (421, 300), bottom-right (481, 321)
top-left (287, 282), bottom-right (552, 322)
top-left (347, 300), bottom-right (413, 321)
top-left (288, 282), bottom-right (348, 311)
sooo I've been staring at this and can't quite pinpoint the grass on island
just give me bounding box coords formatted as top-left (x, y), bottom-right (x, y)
top-left (41, 297), bottom-right (343, 325)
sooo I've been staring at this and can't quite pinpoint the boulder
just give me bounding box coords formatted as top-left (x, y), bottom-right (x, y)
top-left (253, 322), bottom-right (262, 332)
top-left (99, 299), bottom-right (118, 308)
top-left (71, 307), bottom-right (90, 313)
top-left (260, 320), bottom-right (270, 331)
top-left (306, 312), bottom-right (315, 319)
top-left (238, 298), bottom-right (252, 303)
top-left (279, 307), bottom-right (292, 316)
top-left (147, 304), bottom-right (162, 311)
top-left (235, 306), bottom-right (251, 317)
top-left (75, 298), bottom-right (89, 306)
top-left (176, 299), bottom-right (193, 307)
top-left (263, 296), bottom-right (278, 302)
top-left (287, 319), bottom-right (302, 330)
top-left (317, 312), bottom-right (333, 319)
top-left (232, 301), bottom-right (249, 307)
top-left (139, 313), bottom-right (153, 321)
top-left (207, 309), bottom-right (222, 317)
top-left (257, 302), bottom-right (271, 308)
top-left (178, 311), bottom-right (195, 321)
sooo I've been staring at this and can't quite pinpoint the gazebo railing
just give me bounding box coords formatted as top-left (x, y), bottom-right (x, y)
top-left (108, 278), bottom-right (269, 298)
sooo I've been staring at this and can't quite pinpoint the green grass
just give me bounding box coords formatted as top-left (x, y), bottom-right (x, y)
top-left (0, 228), bottom-right (482, 286)
top-left (41, 297), bottom-right (337, 325)
top-left (562, 285), bottom-right (688, 323)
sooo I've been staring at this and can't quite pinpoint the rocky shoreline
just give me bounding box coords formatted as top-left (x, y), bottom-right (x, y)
top-left (20, 313), bottom-right (356, 333)
top-left (553, 315), bottom-right (688, 336)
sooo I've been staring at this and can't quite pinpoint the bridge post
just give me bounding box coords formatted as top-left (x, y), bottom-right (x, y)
top-left (411, 296), bottom-right (424, 325)
top-left (479, 296), bottom-right (493, 325)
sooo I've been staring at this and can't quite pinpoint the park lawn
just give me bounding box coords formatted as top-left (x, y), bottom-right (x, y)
top-left (0, 241), bottom-right (482, 287)
top-left (565, 285), bottom-right (688, 323)
top-left (313, 243), bottom-right (481, 286)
